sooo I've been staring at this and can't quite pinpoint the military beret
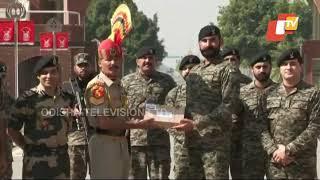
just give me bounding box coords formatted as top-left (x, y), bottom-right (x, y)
top-left (136, 46), bottom-right (156, 59)
top-left (250, 52), bottom-right (271, 67)
top-left (222, 48), bottom-right (240, 59)
top-left (198, 25), bottom-right (221, 41)
top-left (74, 53), bottom-right (89, 65)
top-left (277, 48), bottom-right (302, 67)
top-left (0, 62), bottom-right (7, 73)
top-left (34, 55), bottom-right (59, 74)
top-left (179, 55), bottom-right (201, 70)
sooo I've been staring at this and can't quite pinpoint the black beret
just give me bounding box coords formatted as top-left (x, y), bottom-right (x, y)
top-left (136, 46), bottom-right (156, 59)
top-left (179, 55), bottom-right (201, 70)
top-left (277, 48), bottom-right (302, 67)
top-left (250, 52), bottom-right (271, 67)
top-left (0, 62), bottom-right (7, 73)
top-left (34, 55), bottom-right (59, 74)
top-left (198, 25), bottom-right (221, 41)
top-left (222, 48), bottom-right (240, 59)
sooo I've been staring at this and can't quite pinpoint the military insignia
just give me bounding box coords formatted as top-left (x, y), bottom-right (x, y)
top-left (52, 57), bottom-right (57, 65)
top-left (110, 47), bottom-right (116, 57)
top-left (290, 52), bottom-right (294, 59)
top-left (232, 50), bottom-right (236, 55)
top-left (89, 83), bottom-right (105, 105)
top-left (263, 57), bottom-right (266, 61)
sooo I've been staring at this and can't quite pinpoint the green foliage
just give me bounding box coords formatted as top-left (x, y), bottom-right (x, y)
top-left (218, 0), bottom-right (312, 81)
top-left (85, 0), bottom-right (166, 75)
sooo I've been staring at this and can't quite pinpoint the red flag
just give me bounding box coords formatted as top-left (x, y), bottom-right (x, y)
top-left (18, 20), bottom-right (35, 45)
top-left (0, 21), bottom-right (14, 44)
top-left (266, 20), bottom-right (285, 42)
top-left (56, 32), bottom-right (68, 49)
top-left (40, 32), bottom-right (53, 50)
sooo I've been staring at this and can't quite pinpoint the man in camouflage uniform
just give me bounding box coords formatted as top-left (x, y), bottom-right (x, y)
top-left (221, 48), bottom-right (252, 178)
top-left (173, 25), bottom-right (240, 179)
top-left (7, 55), bottom-right (75, 179)
top-left (165, 55), bottom-right (201, 179)
top-left (122, 46), bottom-right (176, 179)
top-left (261, 48), bottom-right (320, 179)
top-left (85, 39), bottom-right (156, 179)
top-left (235, 52), bottom-right (277, 179)
top-left (62, 53), bottom-right (94, 179)
top-left (0, 62), bottom-right (14, 179)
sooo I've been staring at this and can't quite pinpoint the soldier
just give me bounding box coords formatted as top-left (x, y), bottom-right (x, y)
top-left (172, 24), bottom-right (240, 179)
top-left (7, 55), bottom-right (75, 179)
top-left (85, 39), bottom-right (156, 179)
top-left (0, 62), bottom-right (14, 179)
top-left (165, 55), bottom-right (201, 179)
top-left (221, 48), bottom-right (252, 179)
top-left (236, 52), bottom-right (277, 179)
top-left (261, 48), bottom-right (320, 179)
top-left (122, 46), bottom-right (176, 179)
top-left (62, 53), bottom-right (94, 179)
top-left (222, 48), bottom-right (252, 85)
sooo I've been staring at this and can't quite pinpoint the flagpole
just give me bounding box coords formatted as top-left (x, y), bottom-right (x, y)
top-left (14, 17), bottom-right (18, 98)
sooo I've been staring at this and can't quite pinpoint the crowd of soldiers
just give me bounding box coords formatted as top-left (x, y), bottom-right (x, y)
top-left (0, 24), bottom-right (319, 179)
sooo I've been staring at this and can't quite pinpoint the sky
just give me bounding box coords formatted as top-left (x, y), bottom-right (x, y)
top-left (133, 0), bottom-right (229, 68)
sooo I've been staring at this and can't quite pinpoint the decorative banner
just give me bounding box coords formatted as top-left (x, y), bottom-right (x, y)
top-left (0, 21), bottom-right (14, 44)
top-left (55, 32), bottom-right (68, 49)
top-left (18, 20), bottom-right (34, 45)
top-left (40, 32), bottom-right (53, 50)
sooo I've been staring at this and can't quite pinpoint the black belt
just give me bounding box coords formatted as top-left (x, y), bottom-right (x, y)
top-left (95, 128), bottom-right (125, 137)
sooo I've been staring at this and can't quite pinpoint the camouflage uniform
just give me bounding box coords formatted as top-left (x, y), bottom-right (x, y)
top-left (261, 81), bottom-right (320, 179)
top-left (235, 80), bottom-right (277, 179)
top-left (122, 70), bottom-right (176, 179)
top-left (0, 83), bottom-right (14, 180)
top-left (62, 77), bottom-right (92, 179)
top-left (8, 85), bottom-right (74, 179)
top-left (185, 59), bottom-right (240, 179)
top-left (230, 72), bottom-right (251, 179)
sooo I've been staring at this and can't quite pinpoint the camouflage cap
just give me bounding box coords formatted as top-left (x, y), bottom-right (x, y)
top-left (74, 53), bottom-right (89, 65)
top-left (277, 48), bottom-right (302, 67)
top-left (34, 55), bottom-right (59, 74)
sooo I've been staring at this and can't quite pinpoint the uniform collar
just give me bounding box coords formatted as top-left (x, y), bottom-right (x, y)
top-left (249, 79), bottom-right (274, 90)
top-left (137, 70), bottom-right (160, 82)
top-left (200, 58), bottom-right (223, 68)
top-left (34, 84), bottom-right (61, 97)
top-left (98, 72), bottom-right (120, 87)
top-left (278, 80), bottom-right (305, 96)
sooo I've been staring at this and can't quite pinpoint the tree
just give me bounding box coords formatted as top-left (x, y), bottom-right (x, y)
top-left (85, 0), bottom-right (166, 75)
top-left (217, 0), bottom-right (312, 82)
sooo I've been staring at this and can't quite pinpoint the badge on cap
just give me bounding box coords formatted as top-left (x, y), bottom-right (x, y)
top-left (52, 57), bottom-right (57, 65)
top-left (89, 82), bottom-right (106, 105)
top-left (263, 56), bottom-right (267, 61)
top-left (290, 52), bottom-right (294, 59)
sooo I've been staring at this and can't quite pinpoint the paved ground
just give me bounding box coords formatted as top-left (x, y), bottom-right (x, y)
top-left (11, 140), bottom-right (320, 179)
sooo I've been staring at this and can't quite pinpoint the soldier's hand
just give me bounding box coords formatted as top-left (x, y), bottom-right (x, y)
top-left (272, 144), bottom-right (286, 163)
top-left (135, 118), bottom-right (158, 129)
top-left (280, 155), bottom-right (294, 166)
top-left (171, 119), bottom-right (194, 132)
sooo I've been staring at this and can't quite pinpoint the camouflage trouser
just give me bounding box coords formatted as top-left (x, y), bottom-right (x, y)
top-left (68, 145), bottom-right (89, 179)
top-left (241, 142), bottom-right (266, 179)
top-left (22, 145), bottom-right (70, 179)
top-left (201, 149), bottom-right (230, 179)
top-left (0, 162), bottom-right (12, 180)
top-left (129, 146), bottom-right (170, 179)
top-left (266, 157), bottom-right (317, 179)
top-left (230, 134), bottom-right (242, 179)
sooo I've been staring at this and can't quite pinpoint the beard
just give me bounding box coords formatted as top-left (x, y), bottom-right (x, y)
top-left (254, 72), bottom-right (270, 82)
top-left (200, 47), bottom-right (220, 59)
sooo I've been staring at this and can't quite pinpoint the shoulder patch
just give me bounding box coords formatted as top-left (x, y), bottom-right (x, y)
top-left (87, 82), bottom-right (106, 106)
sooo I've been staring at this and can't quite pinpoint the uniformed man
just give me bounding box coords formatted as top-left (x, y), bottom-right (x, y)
top-left (0, 62), bottom-right (14, 179)
top-left (222, 48), bottom-right (252, 85)
top-left (165, 55), bottom-right (201, 179)
top-left (221, 48), bottom-right (252, 178)
top-left (122, 46), bottom-right (176, 179)
top-left (235, 52), bottom-right (277, 179)
top-left (261, 48), bottom-right (320, 179)
top-left (62, 53), bottom-right (94, 179)
top-left (7, 55), bottom-right (75, 179)
top-left (172, 24), bottom-right (240, 179)
top-left (85, 39), bottom-right (156, 179)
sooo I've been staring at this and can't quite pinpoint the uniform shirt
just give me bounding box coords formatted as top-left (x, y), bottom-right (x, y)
top-left (63, 77), bottom-right (91, 146)
top-left (85, 72), bottom-right (127, 135)
top-left (185, 59), bottom-right (240, 148)
top-left (122, 70), bottom-right (176, 146)
top-left (8, 85), bottom-right (74, 148)
top-left (261, 81), bottom-right (320, 161)
top-left (0, 83), bottom-right (14, 162)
